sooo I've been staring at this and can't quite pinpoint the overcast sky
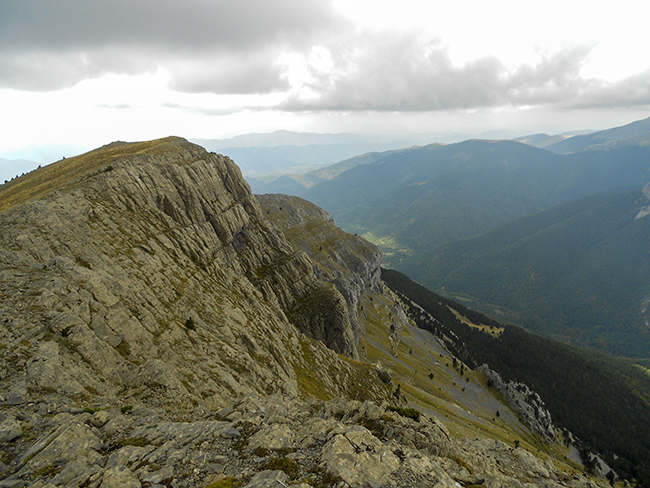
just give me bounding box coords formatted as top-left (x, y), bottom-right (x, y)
top-left (1, 0), bottom-right (649, 158)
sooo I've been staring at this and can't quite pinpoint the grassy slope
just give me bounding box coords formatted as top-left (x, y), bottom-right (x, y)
top-left (0, 136), bottom-right (192, 213)
top-left (382, 268), bottom-right (650, 487)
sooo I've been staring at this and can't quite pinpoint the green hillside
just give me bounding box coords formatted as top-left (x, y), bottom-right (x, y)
top-left (397, 190), bottom-right (650, 358)
top-left (382, 268), bottom-right (650, 487)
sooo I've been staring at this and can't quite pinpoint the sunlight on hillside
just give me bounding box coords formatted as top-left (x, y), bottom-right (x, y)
top-left (361, 232), bottom-right (412, 259)
top-left (450, 308), bottom-right (504, 338)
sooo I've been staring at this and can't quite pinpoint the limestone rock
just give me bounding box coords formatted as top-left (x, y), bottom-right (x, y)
top-left (258, 193), bottom-right (383, 352)
top-left (243, 470), bottom-right (289, 488)
top-left (479, 364), bottom-right (556, 441)
top-left (0, 138), bottom-right (612, 488)
top-left (0, 380), bottom-right (609, 488)
top-left (0, 414), bottom-right (21, 443)
top-left (99, 465), bottom-right (141, 488)
top-left (321, 424), bottom-right (400, 487)
top-left (247, 424), bottom-right (294, 451)
top-left (0, 137), bottom-right (385, 417)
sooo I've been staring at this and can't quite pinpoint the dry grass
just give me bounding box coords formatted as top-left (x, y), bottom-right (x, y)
top-left (450, 308), bottom-right (504, 337)
top-left (0, 136), bottom-right (187, 213)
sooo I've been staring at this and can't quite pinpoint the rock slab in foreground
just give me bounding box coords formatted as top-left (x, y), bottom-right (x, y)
top-left (1, 394), bottom-right (607, 488)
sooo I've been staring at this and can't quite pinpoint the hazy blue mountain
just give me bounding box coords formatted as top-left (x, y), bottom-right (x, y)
top-left (512, 133), bottom-right (570, 148)
top-left (193, 129), bottom-right (527, 151)
top-left (216, 143), bottom-right (408, 176)
top-left (193, 131), bottom-right (424, 177)
top-left (0, 157), bottom-right (39, 183)
top-left (1, 143), bottom-right (89, 165)
top-left (196, 129), bottom-right (530, 179)
top-left (193, 130), bottom-right (407, 149)
top-left (247, 174), bottom-right (316, 195)
top-left (397, 190), bottom-right (650, 358)
top-left (1, 143), bottom-right (93, 182)
top-left (512, 130), bottom-right (594, 149)
top-left (544, 116), bottom-right (650, 153)
top-left (247, 147), bottom-right (413, 195)
top-left (303, 140), bottom-right (650, 251)
top-left (308, 147), bottom-right (413, 181)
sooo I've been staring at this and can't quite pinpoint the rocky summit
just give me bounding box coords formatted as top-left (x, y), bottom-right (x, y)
top-left (0, 137), bottom-right (609, 487)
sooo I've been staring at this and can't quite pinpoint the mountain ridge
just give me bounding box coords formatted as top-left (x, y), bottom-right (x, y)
top-left (0, 137), bottom-right (614, 487)
top-left (542, 116), bottom-right (650, 153)
top-left (303, 139), bottom-right (650, 251)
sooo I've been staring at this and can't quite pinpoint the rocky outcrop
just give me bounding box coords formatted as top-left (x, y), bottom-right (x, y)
top-left (479, 364), bottom-right (556, 442)
top-left (0, 137), bottom-right (386, 415)
top-left (257, 194), bottom-right (383, 351)
top-left (0, 393), bottom-right (608, 488)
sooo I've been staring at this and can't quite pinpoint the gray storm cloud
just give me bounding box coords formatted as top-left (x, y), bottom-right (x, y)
top-left (0, 0), bottom-right (331, 50)
top-left (280, 36), bottom-right (605, 111)
top-left (0, 0), bottom-right (338, 92)
top-left (1, 0), bottom-right (648, 111)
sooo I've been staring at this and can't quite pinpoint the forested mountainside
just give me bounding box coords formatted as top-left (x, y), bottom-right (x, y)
top-left (283, 120), bottom-right (650, 360)
top-left (303, 141), bottom-right (650, 252)
top-left (382, 268), bottom-right (650, 487)
top-left (0, 137), bottom-right (613, 487)
top-left (398, 188), bottom-right (650, 358)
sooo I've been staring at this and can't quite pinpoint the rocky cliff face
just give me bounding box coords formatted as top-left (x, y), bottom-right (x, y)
top-left (0, 137), bottom-right (609, 487)
top-left (478, 365), bottom-right (556, 442)
top-left (0, 137), bottom-right (381, 409)
top-left (257, 194), bottom-right (383, 355)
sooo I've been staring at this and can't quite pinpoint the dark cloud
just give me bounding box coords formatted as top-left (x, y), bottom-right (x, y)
top-left (0, 0), bottom-right (339, 91)
top-left (0, 0), bottom-right (336, 50)
top-left (168, 52), bottom-right (291, 94)
top-left (2, 1), bottom-right (648, 112)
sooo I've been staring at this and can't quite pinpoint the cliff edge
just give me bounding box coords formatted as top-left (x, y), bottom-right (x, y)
top-left (0, 137), bottom-right (608, 487)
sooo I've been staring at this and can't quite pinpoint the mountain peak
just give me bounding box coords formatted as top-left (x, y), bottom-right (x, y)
top-left (0, 138), bottom-right (615, 487)
top-left (0, 136), bottom-right (203, 213)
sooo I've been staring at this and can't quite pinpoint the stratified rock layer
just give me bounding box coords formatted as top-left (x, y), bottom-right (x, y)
top-left (0, 137), bottom-right (609, 487)
top-left (0, 393), bottom-right (609, 488)
top-left (1, 138), bottom-right (375, 407)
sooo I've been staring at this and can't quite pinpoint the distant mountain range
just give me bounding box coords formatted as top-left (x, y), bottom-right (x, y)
top-left (254, 116), bottom-right (650, 360)
top-left (192, 129), bottom-right (527, 179)
top-left (303, 141), bottom-right (650, 252)
top-left (0, 143), bottom-right (90, 182)
top-left (194, 128), bottom-right (527, 150)
top-left (516, 116), bottom-right (650, 153)
top-left (0, 157), bottom-right (40, 183)
top-left (248, 117), bottom-right (650, 195)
